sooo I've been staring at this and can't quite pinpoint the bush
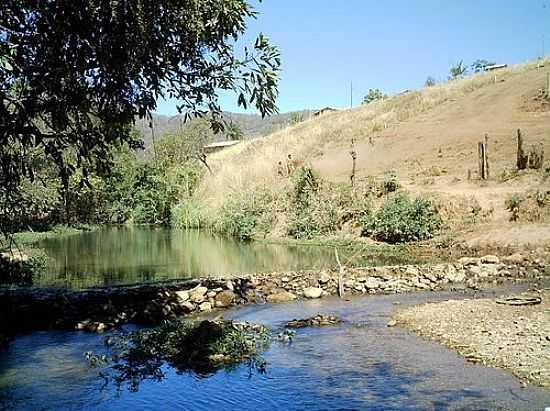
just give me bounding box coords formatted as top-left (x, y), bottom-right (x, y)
top-left (381, 171), bottom-right (400, 195)
top-left (362, 194), bottom-right (442, 243)
top-left (171, 198), bottom-right (209, 229)
top-left (0, 248), bottom-right (48, 285)
top-left (362, 88), bottom-right (387, 105)
top-left (217, 189), bottom-right (274, 241)
top-left (505, 194), bottom-right (523, 222)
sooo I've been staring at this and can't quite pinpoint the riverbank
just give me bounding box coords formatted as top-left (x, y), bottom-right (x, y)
top-left (1, 251), bottom-right (547, 336)
top-left (394, 289), bottom-right (550, 388)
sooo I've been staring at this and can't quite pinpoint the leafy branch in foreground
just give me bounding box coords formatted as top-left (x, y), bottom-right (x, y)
top-left (87, 320), bottom-right (270, 391)
top-left (0, 0), bottom-right (281, 236)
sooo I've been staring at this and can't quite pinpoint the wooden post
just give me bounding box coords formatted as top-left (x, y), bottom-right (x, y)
top-left (546, 72), bottom-right (550, 99)
top-left (517, 129), bottom-right (527, 170)
top-left (484, 134), bottom-right (489, 179)
top-left (349, 138), bottom-right (357, 186)
top-left (478, 142), bottom-right (484, 179)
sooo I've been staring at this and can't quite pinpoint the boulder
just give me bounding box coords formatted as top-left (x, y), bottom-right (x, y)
top-left (199, 301), bottom-right (212, 312)
top-left (215, 290), bottom-right (236, 308)
top-left (175, 291), bottom-right (189, 302)
top-left (502, 253), bottom-right (525, 264)
top-left (180, 301), bottom-right (196, 312)
top-left (303, 287), bottom-right (323, 299)
top-left (445, 266), bottom-right (465, 283)
top-left (266, 291), bottom-right (297, 304)
top-left (318, 272), bottom-right (331, 284)
top-left (364, 277), bottom-right (382, 290)
top-left (459, 257), bottom-right (480, 266)
top-left (190, 286), bottom-right (208, 303)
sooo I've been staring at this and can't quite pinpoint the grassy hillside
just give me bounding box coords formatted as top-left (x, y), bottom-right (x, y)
top-left (185, 59), bottom-right (550, 247)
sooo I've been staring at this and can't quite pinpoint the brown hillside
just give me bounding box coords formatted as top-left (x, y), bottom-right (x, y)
top-left (200, 60), bottom-right (550, 247)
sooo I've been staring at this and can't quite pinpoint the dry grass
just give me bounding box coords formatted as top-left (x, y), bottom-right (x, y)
top-left (197, 58), bottom-right (550, 208)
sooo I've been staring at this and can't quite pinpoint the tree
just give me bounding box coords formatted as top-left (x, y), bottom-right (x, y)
top-left (471, 59), bottom-right (496, 73)
top-left (290, 112), bottom-right (304, 125)
top-left (449, 60), bottom-right (467, 79)
top-left (225, 122), bottom-right (244, 141)
top-left (425, 76), bottom-right (436, 87)
top-left (0, 0), bottom-right (281, 235)
top-left (362, 88), bottom-right (387, 105)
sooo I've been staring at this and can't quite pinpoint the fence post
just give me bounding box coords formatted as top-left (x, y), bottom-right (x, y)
top-left (484, 134), bottom-right (489, 179)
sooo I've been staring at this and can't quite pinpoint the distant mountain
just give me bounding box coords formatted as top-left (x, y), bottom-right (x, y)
top-left (136, 110), bottom-right (312, 148)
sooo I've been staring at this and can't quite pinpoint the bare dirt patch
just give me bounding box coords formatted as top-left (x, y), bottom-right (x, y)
top-left (394, 289), bottom-right (550, 388)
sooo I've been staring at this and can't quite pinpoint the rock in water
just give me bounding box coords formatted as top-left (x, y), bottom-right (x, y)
top-left (266, 291), bottom-right (297, 304)
top-left (286, 314), bottom-right (342, 328)
top-left (215, 290), bottom-right (236, 308)
top-left (175, 291), bottom-right (189, 302)
top-left (303, 287), bottom-right (323, 299)
top-left (190, 286), bottom-right (208, 303)
top-left (199, 302), bottom-right (212, 312)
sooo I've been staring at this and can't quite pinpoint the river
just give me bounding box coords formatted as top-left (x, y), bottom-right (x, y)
top-left (1, 288), bottom-right (548, 410)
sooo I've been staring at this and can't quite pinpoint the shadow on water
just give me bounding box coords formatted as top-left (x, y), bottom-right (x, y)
top-left (1, 288), bottom-right (549, 410)
top-left (35, 227), bottom-right (423, 288)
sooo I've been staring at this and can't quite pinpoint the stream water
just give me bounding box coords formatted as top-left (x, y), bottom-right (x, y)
top-left (35, 227), bottom-right (421, 288)
top-left (1, 288), bottom-right (548, 410)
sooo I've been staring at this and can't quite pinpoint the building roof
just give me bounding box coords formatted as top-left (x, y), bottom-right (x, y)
top-left (203, 140), bottom-right (241, 149)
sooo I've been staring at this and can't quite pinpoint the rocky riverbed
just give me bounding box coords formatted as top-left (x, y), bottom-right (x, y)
top-left (394, 288), bottom-right (550, 388)
top-left (0, 252), bottom-right (548, 337)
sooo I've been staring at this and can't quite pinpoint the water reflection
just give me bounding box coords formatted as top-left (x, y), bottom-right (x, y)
top-left (37, 227), bottom-right (413, 288)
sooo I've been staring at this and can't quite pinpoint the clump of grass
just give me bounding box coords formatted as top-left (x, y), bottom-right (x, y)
top-left (505, 194), bottom-right (523, 222)
top-left (171, 198), bottom-right (211, 229)
top-left (362, 194), bottom-right (442, 243)
top-left (88, 320), bottom-right (269, 391)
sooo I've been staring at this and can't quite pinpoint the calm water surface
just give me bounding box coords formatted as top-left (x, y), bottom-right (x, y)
top-left (36, 227), bottom-right (416, 288)
top-left (1, 289), bottom-right (548, 410)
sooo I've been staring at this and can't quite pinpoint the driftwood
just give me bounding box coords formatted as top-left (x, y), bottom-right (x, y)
top-left (496, 296), bottom-right (542, 306)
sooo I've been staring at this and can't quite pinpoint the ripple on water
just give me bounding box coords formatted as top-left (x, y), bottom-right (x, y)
top-left (1, 290), bottom-right (549, 410)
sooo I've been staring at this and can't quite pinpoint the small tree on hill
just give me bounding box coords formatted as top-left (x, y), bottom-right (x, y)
top-left (449, 60), bottom-right (467, 79)
top-left (425, 76), bottom-right (436, 87)
top-left (362, 88), bottom-right (387, 105)
top-left (225, 122), bottom-right (244, 141)
top-left (471, 59), bottom-right (495, 73)
top-left (290, 112), bottom-right (304, 125)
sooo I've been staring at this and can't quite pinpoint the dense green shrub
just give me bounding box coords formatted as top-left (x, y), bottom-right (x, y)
top-left (217, 189), bottom-right (274, 240)
top-left (171, 198), bottom-right (209, 229)
top-left (362, 194), bottom-right (442, 243)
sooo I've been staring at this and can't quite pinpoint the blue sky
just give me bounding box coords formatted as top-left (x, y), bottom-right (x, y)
top-left (156, 0), bottom-right (550, 115)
